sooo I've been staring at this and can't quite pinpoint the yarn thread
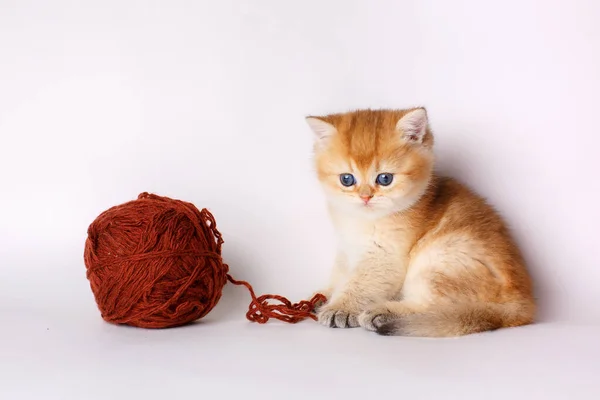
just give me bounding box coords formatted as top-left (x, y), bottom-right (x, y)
top-left (84, 192), bottom-right (325, 329)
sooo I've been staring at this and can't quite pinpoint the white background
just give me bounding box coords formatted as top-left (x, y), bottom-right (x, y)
top-left (1, 1), bottom-right (599, 399)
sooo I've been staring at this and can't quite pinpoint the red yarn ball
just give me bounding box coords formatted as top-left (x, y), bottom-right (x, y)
top-left (84, 192), bottom-right (228, 329)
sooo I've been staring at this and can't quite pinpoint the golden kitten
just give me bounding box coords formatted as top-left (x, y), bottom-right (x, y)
top-left (305, 107), bottom-right (535, 337)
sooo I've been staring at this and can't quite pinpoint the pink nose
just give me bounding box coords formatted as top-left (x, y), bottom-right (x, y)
top-left (360, 195), bottom-right (373, 204)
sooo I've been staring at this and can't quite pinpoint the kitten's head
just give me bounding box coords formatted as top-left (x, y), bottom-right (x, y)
top-left (306, 108), bottom-right (434, 218)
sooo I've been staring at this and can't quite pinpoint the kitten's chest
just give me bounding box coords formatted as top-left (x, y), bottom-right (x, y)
top-left (334, 218), bottom-right (403, 270)
top-left (336, 223), bottom-right (373, 269)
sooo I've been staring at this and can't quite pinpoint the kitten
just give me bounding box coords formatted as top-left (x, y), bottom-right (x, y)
top-left (305, 107), bottom-right (536, 337)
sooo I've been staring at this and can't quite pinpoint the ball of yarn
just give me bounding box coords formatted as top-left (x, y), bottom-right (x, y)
top-left (84, 192), bottom-right (228, 329)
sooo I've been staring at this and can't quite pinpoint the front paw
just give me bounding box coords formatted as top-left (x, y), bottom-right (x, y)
top-left (359, 306), bottom-right (397, 332)
top-left (318, 305), bottom-right (360, 329)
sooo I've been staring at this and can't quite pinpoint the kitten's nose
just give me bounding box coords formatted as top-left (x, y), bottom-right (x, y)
top-left (360, 194), bottom-right (373, 204)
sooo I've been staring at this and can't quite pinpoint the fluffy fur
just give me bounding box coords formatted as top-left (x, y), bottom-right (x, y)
top-left (305, 107), bottom-right (536, 337)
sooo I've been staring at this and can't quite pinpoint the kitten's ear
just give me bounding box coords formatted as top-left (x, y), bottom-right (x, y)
top-left (305, 117), bottom-right (336, 143)
top-left (396, 108), bottom-right (428, 144)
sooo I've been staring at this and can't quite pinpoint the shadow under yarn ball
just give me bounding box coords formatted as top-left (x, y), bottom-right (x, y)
top-left (84, 192), bottom-right (228, 329)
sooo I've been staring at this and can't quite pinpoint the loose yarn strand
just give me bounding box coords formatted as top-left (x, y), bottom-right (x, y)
top-left (226, 273), bottom-right (326, 324)
top-left (197, 198), bottom-right (326, 324)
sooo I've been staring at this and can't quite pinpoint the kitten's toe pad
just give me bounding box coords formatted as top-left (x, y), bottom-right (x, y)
top-left (318, 308), bottom-right (360, 328)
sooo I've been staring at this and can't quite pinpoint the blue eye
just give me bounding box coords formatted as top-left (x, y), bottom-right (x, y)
top-left (340, 173), bottom-right (356, 187)
top-left (376, 173), bottom-right (393, 186)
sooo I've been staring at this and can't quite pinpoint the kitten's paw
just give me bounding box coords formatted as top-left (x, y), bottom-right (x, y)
top-left (359, 305), bottom-right (397, 332)
top-left (317, 306), bottom-right (360, 329)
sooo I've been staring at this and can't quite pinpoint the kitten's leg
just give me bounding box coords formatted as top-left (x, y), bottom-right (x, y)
top-left (318, 260), bottom-right (405, 329)
top-left (311, 252), bottom-right (347, 312)
top-left (359, 300), bottom-right (427, 331)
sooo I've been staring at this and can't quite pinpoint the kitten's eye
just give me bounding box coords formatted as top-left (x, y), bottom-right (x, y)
top-left (376, 173), bottom-right (393, 186)
top-left (339, 173), bottom-right (356, 187)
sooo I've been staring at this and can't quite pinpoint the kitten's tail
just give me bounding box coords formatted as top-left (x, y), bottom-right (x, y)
top-left (376, 301), bottom-right (535, 337)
